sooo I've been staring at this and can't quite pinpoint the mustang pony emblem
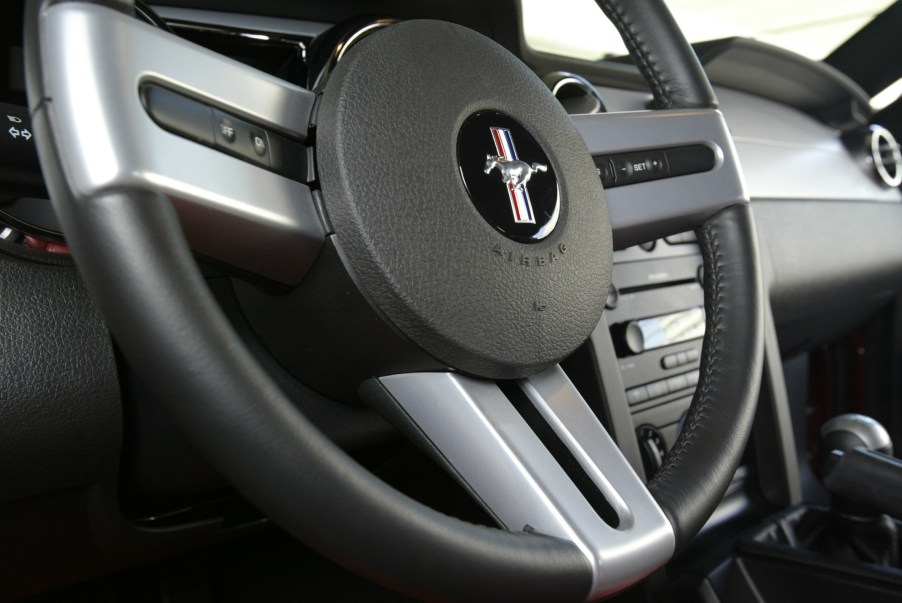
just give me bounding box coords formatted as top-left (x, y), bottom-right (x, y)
top-left (484, 127), bottom-right (547, 224)
top-left (484, 157), bottom-right (547, 189)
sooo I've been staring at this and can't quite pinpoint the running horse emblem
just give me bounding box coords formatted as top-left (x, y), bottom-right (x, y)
top-left (483, 126), bottom-right (547, 224)
top-left (484, 156), bottom-right (547, 190)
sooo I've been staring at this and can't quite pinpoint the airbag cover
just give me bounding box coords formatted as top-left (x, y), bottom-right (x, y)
top-left (317, 20), bottom-right (612, 378)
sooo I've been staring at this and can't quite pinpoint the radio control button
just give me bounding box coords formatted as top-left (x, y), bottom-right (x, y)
top-left (627, 386), bottom-right (649, 405)
top-left (647, 380), bottom-right (669, 399)
top-left (662, 354), bottom-right (679, 369)
top-left (666, 374), bottom-right (689, 393)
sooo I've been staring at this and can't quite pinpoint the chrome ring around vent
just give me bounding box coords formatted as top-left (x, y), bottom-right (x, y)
top-left (544, 71), bottom-right (606, 115)
top-left (869, 124), bottom-right (902, 188)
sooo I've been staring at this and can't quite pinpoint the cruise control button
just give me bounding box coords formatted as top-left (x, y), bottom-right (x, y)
top-left (614, 151), bottom-right (669, 185)
top-left (687, 348), bottom-right (700, 362)
top-left (593, 156), bottom-right (615, 187)
top-left (250, 129), bottom-right (268, 156)
top-left (213, 109), bottom-right (270, 168)
top-left (686, 370), bottom-right (700, 386)
top-left (218, 116), bottom-right (237, 143)
top-left (662, 354), bottom-right (678, 369)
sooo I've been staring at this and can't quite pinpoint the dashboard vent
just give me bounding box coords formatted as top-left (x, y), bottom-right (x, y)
top-left (868, 125), bottom-right (902, 188)
top-left (544, 72), bottom-right (606, 115)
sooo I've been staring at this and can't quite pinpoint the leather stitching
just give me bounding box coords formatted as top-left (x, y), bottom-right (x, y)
top-left (597, 0), bottom-right (672, 107)
top-left (648, 221), bottom-right (722, 484)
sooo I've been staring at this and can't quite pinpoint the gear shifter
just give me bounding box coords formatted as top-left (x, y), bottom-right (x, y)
top-left (802, 414), bottom-right (901, 566)
top-left (821, 413), bottom-right (893, 459)
top-left (820, 414), bottom-right (902, 517)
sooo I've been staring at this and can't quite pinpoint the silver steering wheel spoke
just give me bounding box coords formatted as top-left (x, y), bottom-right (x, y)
top-left (572, 109), bottom-right (747, 247)
top-left (373, 365), bottom-right (675, 600)
top-left (33, 2), bottom-right (323, 284)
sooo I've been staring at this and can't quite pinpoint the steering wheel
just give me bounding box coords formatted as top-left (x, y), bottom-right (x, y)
top-left (25, 0), bottom-right (763, 600)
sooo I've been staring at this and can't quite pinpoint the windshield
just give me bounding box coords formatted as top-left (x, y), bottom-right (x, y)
top-left (522, 0), bottom-right (895, 62)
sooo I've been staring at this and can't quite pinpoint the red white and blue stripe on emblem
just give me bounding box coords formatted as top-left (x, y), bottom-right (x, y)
top-left (490, 127), bottom-right (536, 224)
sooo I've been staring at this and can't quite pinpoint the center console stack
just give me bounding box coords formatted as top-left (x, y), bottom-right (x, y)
top-left (603, 233), bottom-right (705, 477)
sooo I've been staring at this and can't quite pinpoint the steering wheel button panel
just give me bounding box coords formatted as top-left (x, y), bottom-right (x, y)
top-left (38, 3), bottom-right (323, 284)
top-left (574, 111), bottom-right (746, 249)
top-left (143, 85), bottom-right (315, 181)
top-left (592, 145), bottom-right (716, 189)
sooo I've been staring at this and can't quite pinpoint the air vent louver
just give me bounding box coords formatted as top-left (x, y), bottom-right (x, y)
top-left (869, 125), bottom-right (902, 188)
top-left (544, 72), bottom-right (606, 115)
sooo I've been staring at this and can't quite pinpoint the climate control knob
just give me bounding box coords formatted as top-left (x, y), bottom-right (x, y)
top-left (636, 425), bottom-right (668, 479)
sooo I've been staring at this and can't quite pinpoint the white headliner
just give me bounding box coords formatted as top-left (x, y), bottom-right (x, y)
top-left (522, 0), bottom-right (894, 62)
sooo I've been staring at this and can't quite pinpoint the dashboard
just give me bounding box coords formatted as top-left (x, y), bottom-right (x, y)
top-left (2, 0), bottom-right (902, 601)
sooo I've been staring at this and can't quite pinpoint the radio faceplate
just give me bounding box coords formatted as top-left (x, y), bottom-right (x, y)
top-left (604, 234), bottom-right (704, 475)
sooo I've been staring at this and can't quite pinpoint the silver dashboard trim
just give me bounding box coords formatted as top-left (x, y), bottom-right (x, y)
top-left (38, 2), bottom-right (323, 284)
top-left (379, 366), bottom-right (675, 600)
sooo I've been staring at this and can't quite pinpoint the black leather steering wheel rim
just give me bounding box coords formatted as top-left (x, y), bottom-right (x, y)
top-left (25, 0), bottom-right (763, 600)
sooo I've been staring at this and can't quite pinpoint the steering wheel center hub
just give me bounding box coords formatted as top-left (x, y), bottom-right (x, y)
top-left (316, 20), bottom-right (613, 379)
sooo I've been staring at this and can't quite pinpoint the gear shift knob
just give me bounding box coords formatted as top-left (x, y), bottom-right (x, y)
top-left (813, 414), bottom-right (901, 567)
top-left (821, 413), bottom-right (893, 457)
top-left (820, 414), bottom-right (902, 520)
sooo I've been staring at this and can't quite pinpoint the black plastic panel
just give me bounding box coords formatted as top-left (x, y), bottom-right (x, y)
top-left (0, 245), bottom-right (120, 504)
top-left (753, 200), bottom-right (902, 353)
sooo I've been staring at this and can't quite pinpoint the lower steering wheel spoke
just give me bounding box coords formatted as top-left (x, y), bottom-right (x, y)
top-left (370, 365), bottom-right (675, 599)
top-left (572, 109), bottom-right (747, 248)
top-left (32, 1), bottom-right (323, 284)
